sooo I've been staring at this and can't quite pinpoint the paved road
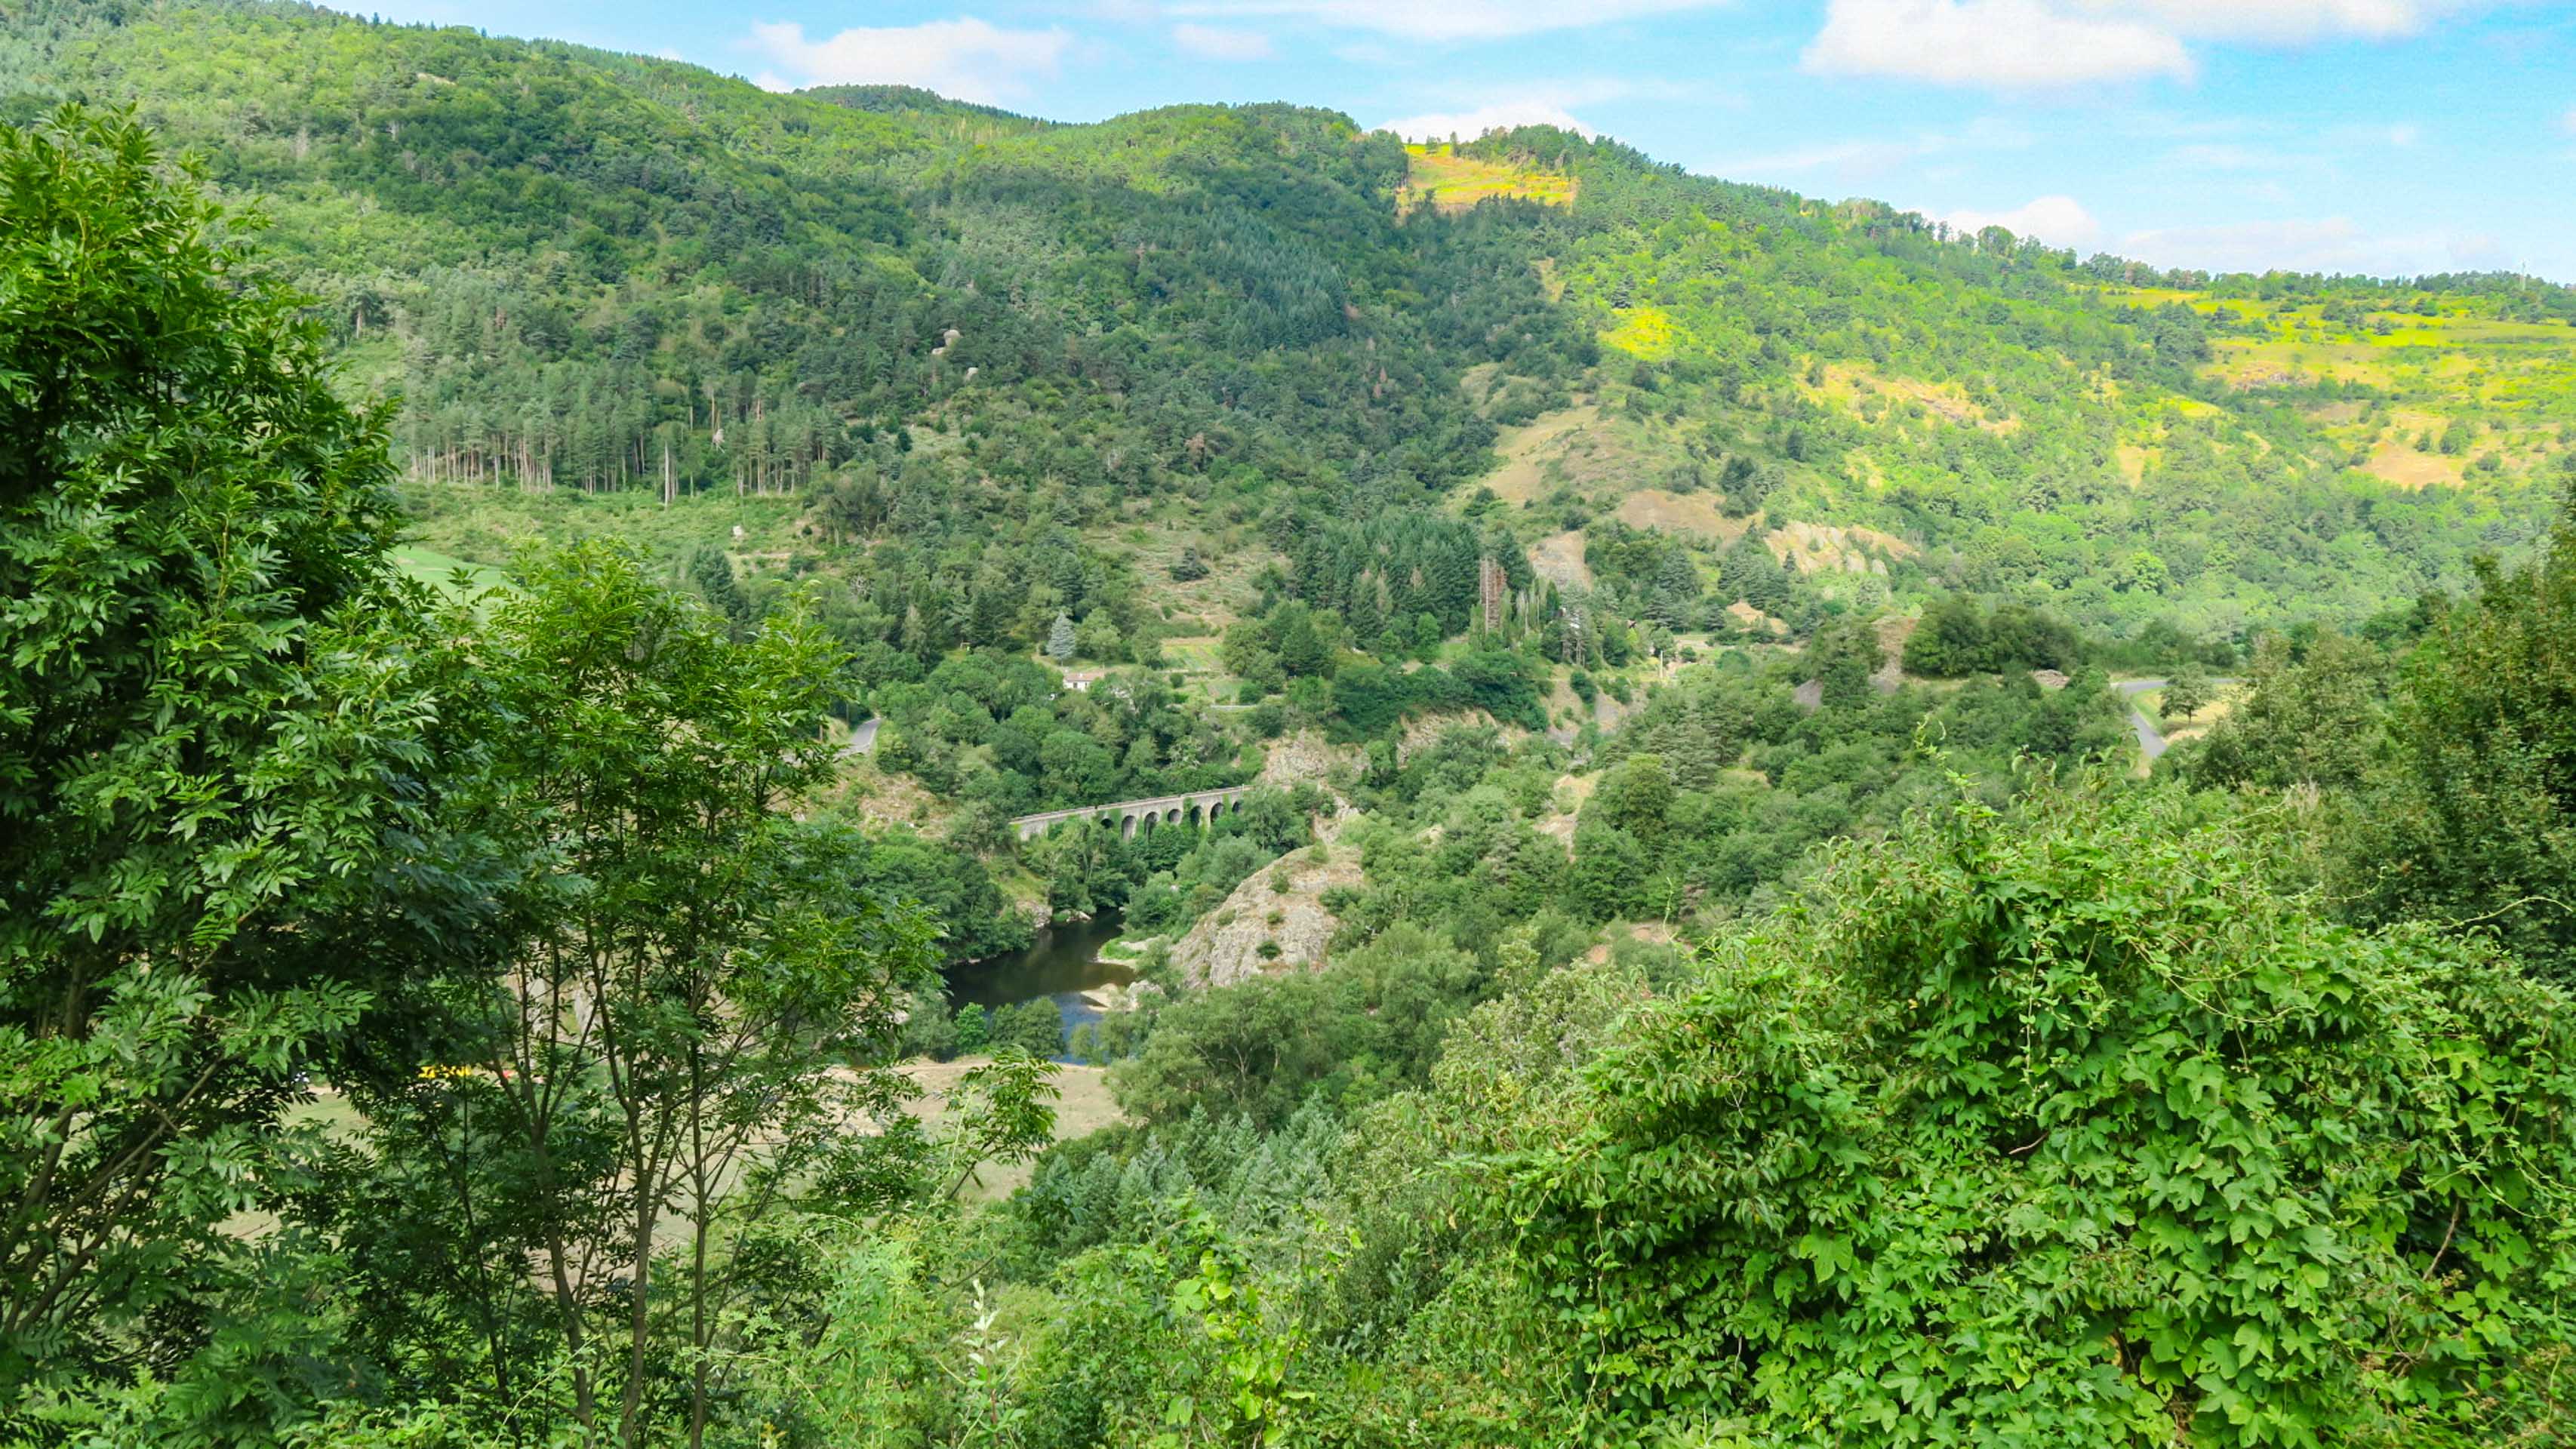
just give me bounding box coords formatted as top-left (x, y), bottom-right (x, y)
top-left (840, 715), bottom-right (880, 757)
top-left (2114, 679), bottom-right (2171, 761)
top-left (2113, 678), bottom-right (2235, 764)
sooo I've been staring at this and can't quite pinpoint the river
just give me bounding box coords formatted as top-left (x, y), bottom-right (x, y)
top-left (941, 909), bottom-right (1137, 1060)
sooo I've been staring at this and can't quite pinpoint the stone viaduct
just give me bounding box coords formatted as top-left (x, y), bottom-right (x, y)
top-left (1011, 785), bottom-right (1252, 842)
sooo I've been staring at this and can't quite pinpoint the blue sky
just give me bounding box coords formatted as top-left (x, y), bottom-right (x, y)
top-left (359, 1), bottom-right (2576, 281)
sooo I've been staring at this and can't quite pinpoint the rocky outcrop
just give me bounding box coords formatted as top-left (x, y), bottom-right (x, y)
top-left (1870, 614), bottom-right (1915, 694)
top-left (1257, 729), bottom-right (1349, 790)
top-left (1765, 520), bottom-right (1913, 577)
top-left (1170, 838), bottom-right (1363, 988)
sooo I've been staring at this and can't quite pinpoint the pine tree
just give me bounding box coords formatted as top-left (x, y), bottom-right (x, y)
top-left (1047, 612), bottom-right (1078, 662)
top-left (691, 549), bottom-right (753, 639)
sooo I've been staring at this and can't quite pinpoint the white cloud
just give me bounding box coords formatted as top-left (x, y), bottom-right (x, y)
top-left (1943, 194), bottom-right (2104, 248)
top-left (2122, 217), bottom-right (2363, 270)
top-left (1728, 137), bottom-right (1937, 174)
top-left (1805, 1), bottom-right (2192, 86)
top-left (2318, 122), bottom-right (2411, 152)
top-left (1376, 100), bottom-right (1597, 140)
top-left (1805, 0), bottom-right (2475, 90)
top-left (1719, 115), bottom-right (2031, 180)
top-left (2119, 214), bottom-right (2512, 275)
top-left (744, 17), bottom-right (1072, 104)
top-left (2444, 231), bottom-right (2507, 267)
top-left (1166, 0), bottom-right (1721, 42)
top-left (1171, 23), bottom-right (1276, 59)
top-left (2126, 0), bottom-right (2448, 42)
top-left (1375, 76), bottom-right (1701, 141)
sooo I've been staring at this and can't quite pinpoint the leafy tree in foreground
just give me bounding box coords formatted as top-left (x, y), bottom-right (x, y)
top-left (688, 547), bottom-right (755, 641)
top-left (346, 545), bottom-right (943, 1449)
top-left (1467, 781), bottom-right (2574, 1445)
top-left (0, 106), bottom-right (440, 1420)
top-left (2345, 501), bottom-right (2576, 986)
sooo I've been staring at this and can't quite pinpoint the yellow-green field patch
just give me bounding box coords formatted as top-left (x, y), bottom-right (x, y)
top-left (1396, 143), bottom-right (1577, 217)
top-left (1809, 362), bottom-right (2018, 434)
top-left (1602, 306), bottom-right (1675, 359)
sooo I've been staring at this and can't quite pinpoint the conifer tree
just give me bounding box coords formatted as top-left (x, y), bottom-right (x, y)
top-left (691, 549), bottom-right (753, 639)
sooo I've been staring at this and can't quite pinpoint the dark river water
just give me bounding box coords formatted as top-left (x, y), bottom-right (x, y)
top-left (941, 909), bottom-right (1137, 1057)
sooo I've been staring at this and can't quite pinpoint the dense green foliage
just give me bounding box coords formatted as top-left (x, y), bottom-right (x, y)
top-left (2180, 497), bottom-right (2576, 989)
top-left (11, 2), bottom-right (2569, 921)
top-left (1472, 785), bottom-right (2574, 1444)
top-left (0, 110), bottom-right (1018, 1447)
top-left (13, 15), bottom-right (2576, 1448)
top-left (2343, 519), bottom-right (2576, 983)
top-left (0, 103), bottom-right (427, 1406)
top-left (334, 543), bottom-right (946, 1446)
top-left (831, 780), bottom-right (2570, 1449)
top-left (11, 0), bottom-right (2568, 679)
top-left (1902, 592), bottom-right (2085, 675)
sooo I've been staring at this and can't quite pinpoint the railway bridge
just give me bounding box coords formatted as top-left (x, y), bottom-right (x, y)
top-left (1011, 785), bottom-right (1253, 842)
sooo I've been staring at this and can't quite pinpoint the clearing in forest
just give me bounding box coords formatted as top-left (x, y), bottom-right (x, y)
top-left (392, 544), bottom-right (507, 598)
top-left (1805, 363), bottom-right (2020, 435)
top-left (1396, 143), bottom-right (1577, 216)
top-left (1478, 405), bottom-right (1607, 504)
top-left (1614, 489), bottom-right (1753, 544)
top-left (2362, 438), bottom-right (2467, 489)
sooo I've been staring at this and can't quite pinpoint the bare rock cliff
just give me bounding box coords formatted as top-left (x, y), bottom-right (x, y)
top-left (1169, 838), bottom-right (1362, 988)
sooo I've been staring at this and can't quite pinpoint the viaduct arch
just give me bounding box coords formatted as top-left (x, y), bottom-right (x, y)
top-left (1010, 785), bottom-right (1254, 842)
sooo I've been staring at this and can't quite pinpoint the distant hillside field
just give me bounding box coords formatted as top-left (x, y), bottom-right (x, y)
top-left (1397, 141), bottom-right (1577, 216)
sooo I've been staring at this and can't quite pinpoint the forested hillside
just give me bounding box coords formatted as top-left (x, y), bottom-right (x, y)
top-left (8, 0), bottom-right (2571, 663)
top-left (8, 7), bottom-right (2576, 1447)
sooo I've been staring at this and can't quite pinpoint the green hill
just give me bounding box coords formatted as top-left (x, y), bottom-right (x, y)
top-left (9, 0), bottom-right (2571, 653)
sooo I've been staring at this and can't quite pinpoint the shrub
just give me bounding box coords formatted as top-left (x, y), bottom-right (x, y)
top-left (1476, 781), bottom-right (2576, 1444)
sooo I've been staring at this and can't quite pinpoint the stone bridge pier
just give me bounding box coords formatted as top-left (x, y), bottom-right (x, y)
top-left (1011, 785), bottom-right (1253, 842)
